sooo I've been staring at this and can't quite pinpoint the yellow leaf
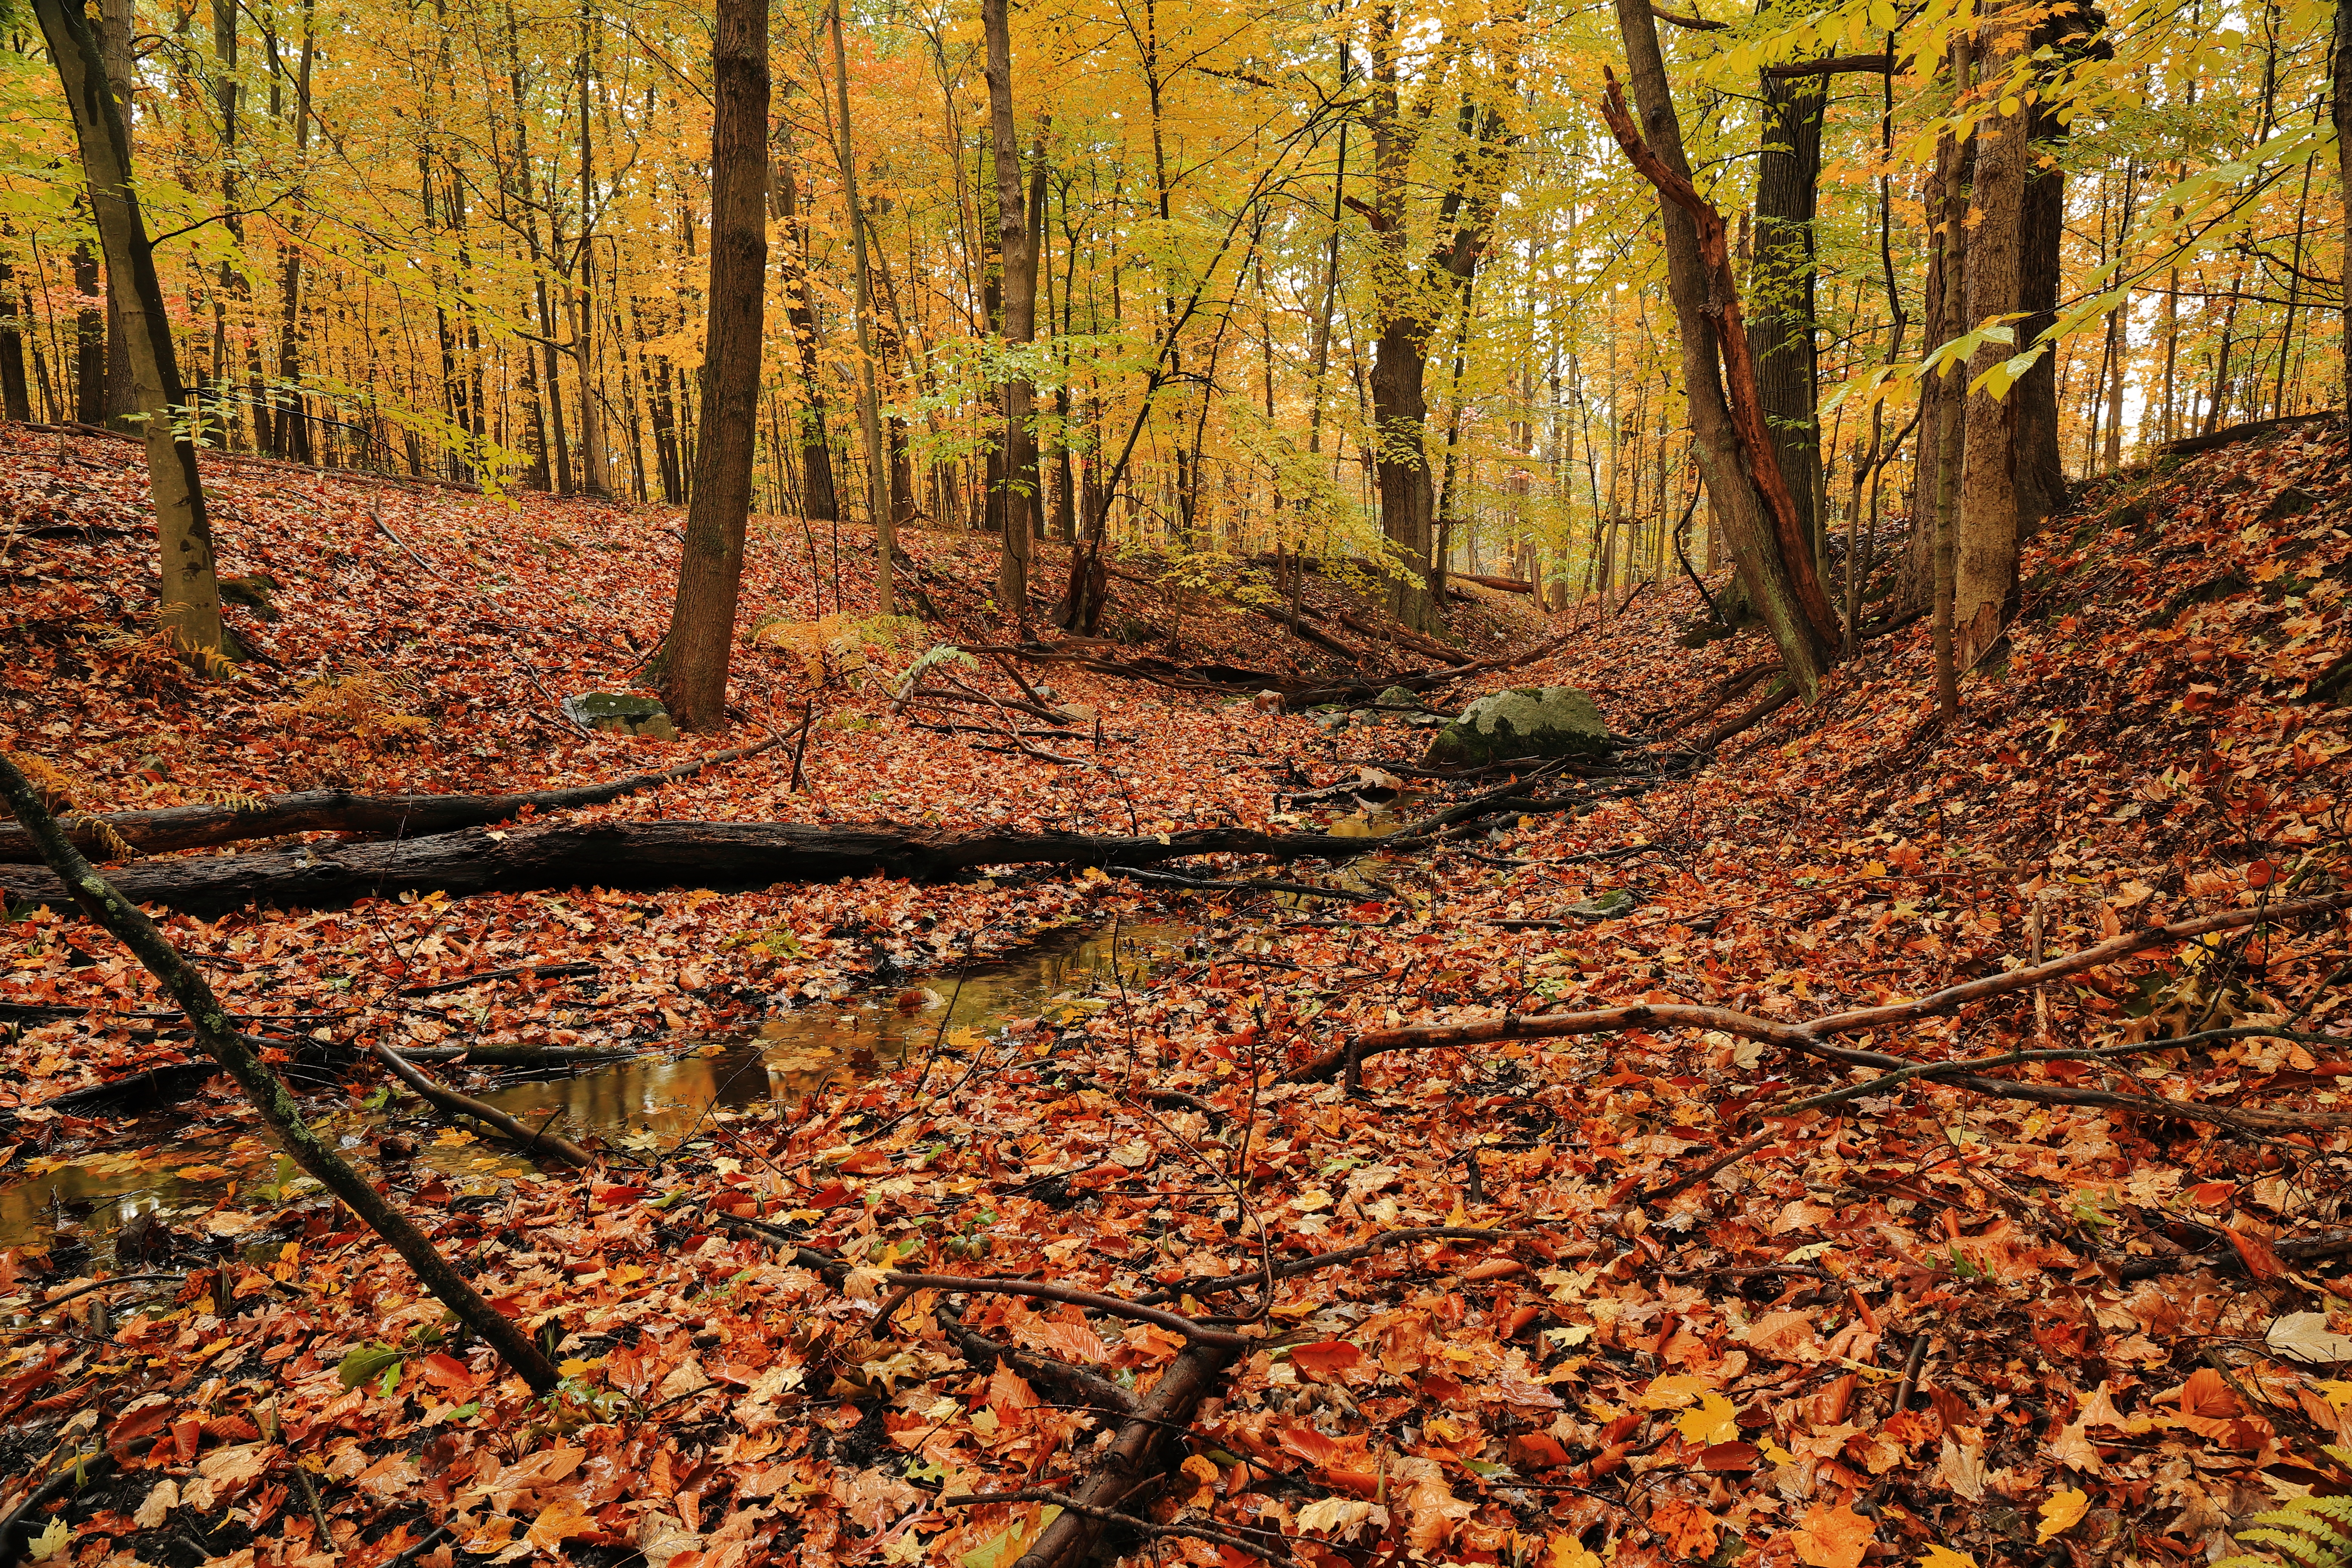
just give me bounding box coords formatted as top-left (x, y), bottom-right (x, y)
top-left (2037, 1488), bottom-right (2089, 1541)
top-left (1676, 1391), bottom-right (1739, 1446)
top-left (2315, 1379), bottom-right (2352, 1410)
top-left (26, 1518), bottom-right (69, 1563)
top-left (1637, 1373), bottom-right (1713, 1410)
top-left (1920, 1548), bottom-right (1978, 1568)
top-left (1547, 1536), bottom-right (1602, 1568)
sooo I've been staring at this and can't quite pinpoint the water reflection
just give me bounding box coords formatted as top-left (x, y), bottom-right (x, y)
top-left (0, 918), bottom-right (1187, 1260)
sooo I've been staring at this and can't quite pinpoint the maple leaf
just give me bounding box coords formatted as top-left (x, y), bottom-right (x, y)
top-left (1651, 1498), bottom-right (1720, 1558)
top-left (2037, 1488), bottom-right (2090, 1542)
top-left (1676, 1392), bottom-right (1738, 1446)
top-left (524, 1497), bottom-right (595, 1553)
top-left (1794, 1501), bottom-right (1876, 1568)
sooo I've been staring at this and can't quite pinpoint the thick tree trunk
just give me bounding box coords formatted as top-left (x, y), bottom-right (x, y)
top-left (1954, 31), bottom-right (2027, 674)
top-left (2012, 147), bottom-right (2066, 531)
top-left (71, 239), bottom-right (103, 426)
top-left (1598, 6), bottom-right (1835, 697)
top-left (37, 0), bottom-right (223, 657)
top-left (1369, 316), bottom-right (1436, 628)
top-left (659, 0), bottom-right (767, 732)
top-left (983, 0), bottom-right (1037, 617)
top-left (1746, 68), bottom-right (1825, 559)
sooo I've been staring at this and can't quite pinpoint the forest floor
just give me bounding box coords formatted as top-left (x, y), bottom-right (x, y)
top-left (1, 420), bottom-right (2350, 1568)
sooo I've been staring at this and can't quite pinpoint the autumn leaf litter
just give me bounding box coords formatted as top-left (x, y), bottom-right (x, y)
top-left (1, 427), bottom-right (2351, 1568)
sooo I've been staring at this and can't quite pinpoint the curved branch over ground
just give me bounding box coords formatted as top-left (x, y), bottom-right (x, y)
top-left (1287, 890), bottom-right (2352, 1088)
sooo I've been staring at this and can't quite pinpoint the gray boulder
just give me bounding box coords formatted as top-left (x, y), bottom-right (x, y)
top-left (1423, 685), bottom-right (1610, 766)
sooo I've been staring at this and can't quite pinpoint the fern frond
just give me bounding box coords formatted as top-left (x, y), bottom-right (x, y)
top-left (2216, 1492), bottom-right (2352, 1568)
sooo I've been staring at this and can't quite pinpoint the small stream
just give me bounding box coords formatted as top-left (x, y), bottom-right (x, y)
top-left (0, 919), bottom-right (1191, 1264)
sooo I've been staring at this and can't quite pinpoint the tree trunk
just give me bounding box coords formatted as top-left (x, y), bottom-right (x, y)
top-left (572, 37), bottom-right (612, 497)
top-left (1598, 6), bottom-right (1834, 697)
top-left (1906, 106), bottom-right (1972, 610)
top-left (659, 0), bottom-right (767, 732)
top-left (36, 0), bottom-right (224, 657)
top-left (1954, 26), bottom-right (2026, 674)
top-left (773, 155), bottom-right (838, 524)
top-left (1746, 67), bottom-right (1824, 560)
top-left (99, 0), bottom-right (136, 426)
top-left (71, 238), bottom-right (103, 425)
top-left (2012, 29), bottom-right (2073, 536)
top-left (983, 0), bottom-right (1037, 618)
top-left (2336, 0), bottom-right (2352, 429)
top-left (828, 0), bottom-right (893, 614)
top-left (0, 263), bottom-right (29, 422)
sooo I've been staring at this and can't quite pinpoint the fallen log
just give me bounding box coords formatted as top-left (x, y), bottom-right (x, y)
top-left (0, 733), bottom-right (785, 863)
top-left (2155, 410), bottom-right (2338, 460)
top-left (1456, 571), bottom-right (1536, 594)
top-left (2, 818), bottom-right (1371, 915)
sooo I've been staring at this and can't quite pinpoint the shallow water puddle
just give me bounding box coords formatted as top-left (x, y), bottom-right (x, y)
top-left (0, 918), bottom-right (1190, 1262)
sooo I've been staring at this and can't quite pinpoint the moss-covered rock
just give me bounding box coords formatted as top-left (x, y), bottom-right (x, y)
top-left (564, 692), bottom-right (677, 739)
top-left (1422, 686), bottom-right (1610, 766)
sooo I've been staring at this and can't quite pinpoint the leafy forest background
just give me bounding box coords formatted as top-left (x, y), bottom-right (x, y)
top-left (0, 0), bottom-right (2334, 642)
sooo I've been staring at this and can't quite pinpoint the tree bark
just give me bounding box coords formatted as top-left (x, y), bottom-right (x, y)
top-left (773, 151), bottom-right (838, 524)
top-left (659, 0), bottom-right (769, 732)
top-left (35, 0), bottom-right (224, 657)
top-left (1746, 67), bottom-right (1825, 560)
top-left (1595, 22), bottom-right (1834, 697)
top-left (0, 263), bottom-right (34, 423)
top-left (2334, 0), bottom-right (2350, 432)
top-left (983, 0), bottom-right (1037, 619)
top-left (1954, 26), bottom-right (2027, 674)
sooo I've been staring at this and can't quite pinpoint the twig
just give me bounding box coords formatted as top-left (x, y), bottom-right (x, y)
top-left (381, 1523), bottom-right (451, 1568)
top-left (940, 1489), bottom-right (1289, 1565)
top-left (1893, 1331), bottom-right (1929, 1412)
top-left (370, 508), bottom-right (593, 738)
top-left (0, 1450), bottom-right (110, 1568)
top-left (712, 1217), bottom-right (1248, 1346)
top-left (936, 1307), bottom-right (1137, 1415)
top-left (369, 1042), bottom-right (596, 1168)
top-left (1135, 1226), bottom-right (1532, 1306)
top-left (398, 961), bottom-right (599, 997)
top-left (290, 1460), bottom-right (333, 1539)
top-left (1285, 891), bottom-right (2352, 1083)
top-left (875, 1274), bottom-right (1249, 1348)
